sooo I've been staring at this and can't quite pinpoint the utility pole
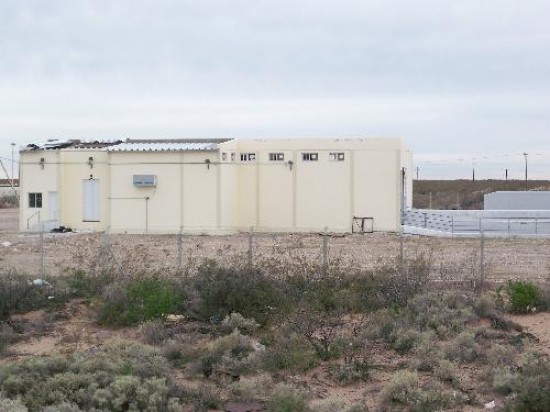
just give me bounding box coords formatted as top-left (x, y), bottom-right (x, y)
top-left (523, 152), bottom-right (528, 190)
top-left (505, 168), bottom-right (508, 181)
top-left (472, 158), bottom-right (476, 182)
top-left (415, 166), bottom-right (419, 180)
top-left (10, 143), bottom-right (15, 189)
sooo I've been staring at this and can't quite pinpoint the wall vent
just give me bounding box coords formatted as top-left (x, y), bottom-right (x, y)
top-left (133, 175), bottom-right (157, 187)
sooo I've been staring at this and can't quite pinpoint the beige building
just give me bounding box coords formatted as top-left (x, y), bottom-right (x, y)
top-left (19, 138), bottom-right (412, 234)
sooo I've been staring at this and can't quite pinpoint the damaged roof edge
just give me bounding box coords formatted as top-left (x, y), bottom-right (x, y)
top-left (22, 138), bottom-right (234, 152)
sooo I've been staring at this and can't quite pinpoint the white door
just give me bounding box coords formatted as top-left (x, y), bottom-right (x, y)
top-left (83, 179), bottom-right (100, 222)
top-left (48, 191), bottom-right (58, 221)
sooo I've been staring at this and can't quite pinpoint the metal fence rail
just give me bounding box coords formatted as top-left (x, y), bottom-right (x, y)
top-left (1, 227), bottom-right (550, 288)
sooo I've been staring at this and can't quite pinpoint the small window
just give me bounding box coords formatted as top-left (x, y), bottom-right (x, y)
top-left (240, 153), bottom-right (256, 162)
top-left (222, 152), bottom-right (227, 161)
top-left (231, 153), bottom-right (235, 162)
top-left (329, 152), bottom-right (345, 161)
top-left (29, 192), bottom-right (42, 208)
top-left (269, 152), bottom-right (285, 161)
top-left (302, 152), bottom-right (318, 161)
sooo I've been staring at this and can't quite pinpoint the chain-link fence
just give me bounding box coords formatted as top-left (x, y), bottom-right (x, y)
top-left (2, 224), bottom-right (550, 287)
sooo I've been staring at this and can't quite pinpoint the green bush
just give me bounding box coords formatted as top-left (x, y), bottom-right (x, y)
top-left (0, 340), bottom-right (180, 411)
top-left (99, 277), bottom-right (183, 326)
top-left (190, 263), bottom-right (288, 326)
top-left (506, 281), bottom-right (542, 314)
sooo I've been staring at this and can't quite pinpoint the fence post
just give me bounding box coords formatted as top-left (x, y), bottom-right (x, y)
top-left (40, 224), bottom-right (45, 279)
top-left (177, 226), bottom-right (183, 272)
top-left (322, 226), bottom-right (329, 274)
top-left (480, 220), bottom-right (485, 290)
top-left (399, 232), bottom-right (405, 271)
top-left (451, 215), bottom-right (454, 233)
top-left (248, 226), bottom-right (254, 267)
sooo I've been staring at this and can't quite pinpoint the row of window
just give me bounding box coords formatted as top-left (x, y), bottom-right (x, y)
top-left (222, 152), bottom-right (346, 162)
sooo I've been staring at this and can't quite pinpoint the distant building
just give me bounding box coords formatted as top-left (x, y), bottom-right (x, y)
top-left (19, 138), bottom-right (412, 234)
top-left (484, 191), bottom-right (550, 210)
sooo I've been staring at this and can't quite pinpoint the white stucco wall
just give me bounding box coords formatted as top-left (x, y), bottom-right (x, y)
top-left (19, 138), bottom-right (412, 234)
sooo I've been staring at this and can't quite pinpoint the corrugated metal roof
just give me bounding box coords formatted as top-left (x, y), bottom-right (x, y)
top-left (108, 142), bottom-right (221, 152)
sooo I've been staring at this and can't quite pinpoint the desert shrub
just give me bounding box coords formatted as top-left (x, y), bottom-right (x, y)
top-left (504, 353), bottom-right (550, 411)
top-left (409, 331), bottom-right (442, 372)
top-left (348, 257), bottom-right (430, 313)
top-left (189, 330), bottom-right (256, 380)
top-left (327, 360), bottom-right (370, 384)
top-left (140, 320), bottom-right (168, 345)
top-left (0, 272), bottom-right (54, 321)
top-left (187, 383), bottom-right (222, 412)
top-left (486, 344), bottom-right (517, 367)
top-left (66, 269), bottom-right (111, 299)
top-left (505, 281), bottom-right (542, 314)
top-left (310, 397), bottom-right (345, 412)
top-left (364, 309), bottom-right (397, 341)
top-left (0, 395), bottom-right (28, 412)
top-left (0, 323), bottom-right (19, 356)
top-left (267, 384), bottom-right (309, 412)
top-left (474, 291), bottom-right (497, 317)
top-left (381, 370), bottom-right (419, 406)
top-left (190, 263), bottom-right (288, 326)
top-left (434, 359), bottom-right (460, 387)
top-left (381, 371), bottom-right (453, 411)
top-left (403, 291), bottom-right (476, 337)
top-left (492, 366), bottom-right (517, 395)
top-left (99, 277), bottom-right (182, 326)
top-left (259, 332), bottom-right (318, 373)
top-left (221, 312), bottom-right (260, 335)
top-left (230, 373), bottom-right (273, 402)
top-left (286, 307), bottom-right (347, 360)
top-left (390, 328), bottom-right (422, 354)
top-left (444, 331), bottom-right (483, 363)
top-left (0, 340), bottom-right (180, 411)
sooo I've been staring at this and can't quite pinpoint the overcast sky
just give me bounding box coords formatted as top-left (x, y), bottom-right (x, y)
top-left (1, 0), bottom-right (549, 179)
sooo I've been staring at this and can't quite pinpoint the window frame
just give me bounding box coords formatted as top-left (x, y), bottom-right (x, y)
top-left (301, 152), bottom-right (319, 161)
top-left (28, 192), bottom-right (42, 208)
top-left (269, 152), bottom-right (285, 161)
top-left (329, 152), bottom-right (345, 161)
top-left (240, 153), bottom-right (256, 162)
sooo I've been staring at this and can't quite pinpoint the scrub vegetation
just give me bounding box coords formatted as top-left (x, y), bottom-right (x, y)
top-left (0, 251), bottom-right (549, 411)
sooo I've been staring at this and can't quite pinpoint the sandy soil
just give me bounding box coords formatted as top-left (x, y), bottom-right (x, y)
top-left (4, 302), bottom-right (550, 412)
top-left (509, 312), bottom-right (550, 356)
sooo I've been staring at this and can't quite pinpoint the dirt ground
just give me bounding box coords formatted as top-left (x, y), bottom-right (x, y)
top-left (3, 207), bottom-right (550, 411)
top-left (3, 301), bottom-right (550, 412)
top-left (2, 207), bottom-right (550, 284)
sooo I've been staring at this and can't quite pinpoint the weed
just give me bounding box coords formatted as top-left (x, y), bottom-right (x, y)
top-left (267, 384), bottom-right (310, 412)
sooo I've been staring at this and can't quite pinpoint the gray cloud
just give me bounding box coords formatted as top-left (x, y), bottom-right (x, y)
top-left (1, 0), bottom-right (550, 178)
